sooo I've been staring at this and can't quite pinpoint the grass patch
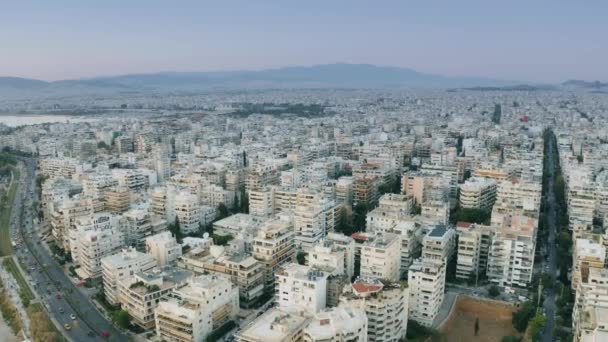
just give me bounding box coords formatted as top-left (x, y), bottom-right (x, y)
top-left (0, 168), bottom-right (19, 257)
top-left (27, 303), bottom-right (65, 342)
top-left (2, 258), bottom-right (34, 306)
top-left (0, 276), bottom-right (23, 334)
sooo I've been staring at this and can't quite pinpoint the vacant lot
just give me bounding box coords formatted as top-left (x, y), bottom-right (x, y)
top-left (441, 295), bottom-right (522, 342)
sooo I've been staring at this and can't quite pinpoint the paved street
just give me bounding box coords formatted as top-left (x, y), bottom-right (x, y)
top-left (10, 158), bottom-right (127, 342)
top-left (540, 134), bottom-right (558, 342)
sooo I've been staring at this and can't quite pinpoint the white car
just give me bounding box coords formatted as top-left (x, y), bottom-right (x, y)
top-left (70, 314), bottom-right (76, 320)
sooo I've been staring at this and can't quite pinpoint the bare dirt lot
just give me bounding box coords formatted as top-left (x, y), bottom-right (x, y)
top-left (440, 295), bottom-right (523, 342)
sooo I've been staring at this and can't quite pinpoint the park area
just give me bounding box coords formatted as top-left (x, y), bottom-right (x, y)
top-left (440, 296), bottom-right (522, 342)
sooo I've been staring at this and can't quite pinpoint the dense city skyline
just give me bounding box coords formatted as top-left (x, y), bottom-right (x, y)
top-left (2, 0), bottom-right (607, 82)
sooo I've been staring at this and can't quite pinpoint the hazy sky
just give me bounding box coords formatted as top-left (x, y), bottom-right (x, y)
top-left (2, 0), bottom-right (606, 82)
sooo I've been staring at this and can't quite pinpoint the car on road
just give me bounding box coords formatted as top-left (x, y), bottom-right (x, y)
top-left (59, 307), bottom-right (64, 314)
top-left (70, 314), bottom-right (76, 320)
top-left (87, 331), bottom-right (96, 337)
top-left (64, 323), bottom-right (71, 330)
top-left (56, 293), bottom-right (62, 299)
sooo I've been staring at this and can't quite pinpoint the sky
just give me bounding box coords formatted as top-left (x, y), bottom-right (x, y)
top-left (1, 0), bottom-right (607, 83)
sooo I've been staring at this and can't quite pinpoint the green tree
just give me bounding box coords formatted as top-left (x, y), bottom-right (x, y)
top-left (217, 203), bottom-right (229, 220)
top-left (296, 252), bottom-right (306, 265)
top-left (474, 317), bottom-right (480, 336)
top-left (112, 309), bottom-right (131, 329)
top-left (212, 234), bottom-right (233, 246)
top-left (512, 301), bottom-right (536, 332)
top-left (353, 203), bottom-right (368, 231)
top-left (529, 314), bottom-right (547, 341)
top-left (169, 217), bottom-right (183, 242)
top-left (488, 285), bottom-right (500, 298)
top-left (501, 336), bottom-right (522, 342)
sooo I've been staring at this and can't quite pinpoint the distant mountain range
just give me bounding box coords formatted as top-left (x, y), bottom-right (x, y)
top-left (562, 80), bottom-right (608, 89)
top-left (0, 63), bottom-right (604, 100)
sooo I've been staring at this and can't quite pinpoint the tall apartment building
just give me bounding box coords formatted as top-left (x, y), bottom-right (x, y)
top-left (101, 247), bottom-right (157, 305)
top-left (104, 186), bottom-right (132, 214)
top-left (49, 195), bottom-right (94, 250)
top-left (573, 267), bottom-right (608, 342)
top-left (341, 277), bottom-right (409, 342)
top-left (118, 266), bottom-right (192, 329)
top-left (335, 176), bottom-right (354, 206)
top-left (421, 224), bottom-right (456, 263)
top-left (302, 305), bottom-right (368, 342)
top-left (321, 233), bottom-right (356, 279)
top-left (360, 233), bottom-right (401, 282)
top-left (495, 180), bottom-right (542, 214)
top-left (153, 144), bottom-right (171, 184)
top-left (401, 171), bottom-right (450, 205)
top-left (237, 308), bottom-right (310, 342)
top-left (253, 216), bottom-right (296, 291)
top-left (248, 187), bottom-right (275, 217)
top-left (275, 263), bottom-right (328, 313)
top-left (572, 238), bottom-right (606, 290)
top-left (459, 177), bottom-right (497, 210)
top-left (145, 232), bottom-right (183, 266)
top-left (353, 176), bottom-right (380, 207)
top-left (392, 221), bottom-right (424, 276)
top-left (293, 196), bottom-right (336, 250)
top-left (366, 193), bottom-right (413, 233)
top-left (455, 222), bottom-right (493, 282)
top-left (154, 274), bottom-right (239, 342)
top-left (122, 208), bottom-right (154, 251)
top-left (150, 186), bottom-right (176, 224)
top-left (75, 226), bottom-right (125, 279)
top-left (487, 214), bottom-right (537, 288)
top-left (408, 259), bottom-right (446, 327)
top-left (178, 245), bottom-right (265, 308)
top-left (174, 192), bottom-right (203, 234)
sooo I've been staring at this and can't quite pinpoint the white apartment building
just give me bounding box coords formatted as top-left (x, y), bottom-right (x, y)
top-left (199, 184), bottom-right (235, 209)
top-left (253, 216), bottom-right (296, 290)
top-left (145, 231), bottom-right (182, 266)
top-left (123, 208), bottom-right (154, 250)
top-left (335, 176), bottom-right (354, 206)
top-left (178, 245), bottom-right (265, 308)
top-left (118, 266), bottom-right (193, 329)
top-left (360, 233), bottom-right (401, 282)
top-left (308, 241), bottom-right (346, 276)
top-left (573, 267), bottom-right (608, 342)
top-left (392, 220), bottom-right (424, 276)
top-left (75, 226), bottom-right (125, 280)
top-left (150, 186), bottom-right (176, 224)
top-left (294, 197), bottom-right (337, 250)
top-left (459, 177), bottom-right (497, 210)
top-left (154, 274), bottom-right (239, 342)
top-left (101, 247), bottom-right (157, 305)
top-left (174, 192), bottom-right (202, 234)
top-left (49, 195), bottom-right (94, 250)
top-left (275, 263), bottom-right (328, 313)
top-left (487, 214), bottom-right (537, 288)
top-left (323, 233), bottom-right (356, 279)
top-left (237, 308), bottom-right (310, 342)
top-left (303, 305), bottom-right (368, 342)
top-left (248, 187), bottom-right (275, 217)
top-left (408, 259), bottom-right (446, 327)
top-left (213, 213), bottom-right (265, 237)
top-left (455, 222), bottom-right (493, 282)
top-left (341, 277), bottom-right (409, 342)
top-left (366, 193), bottom-right (413, 234)
top-left (572, 238), bottom-right (606, 290)
top-left (496, 180), bottom-right (542, 214)
top-left (422, 224), bottom-right (456, 263)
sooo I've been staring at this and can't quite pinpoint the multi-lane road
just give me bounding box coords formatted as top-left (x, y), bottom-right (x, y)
top-left (9, 157), bottom-right (127, 341)
top-left (540, 133), bottom-right (558, 342)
